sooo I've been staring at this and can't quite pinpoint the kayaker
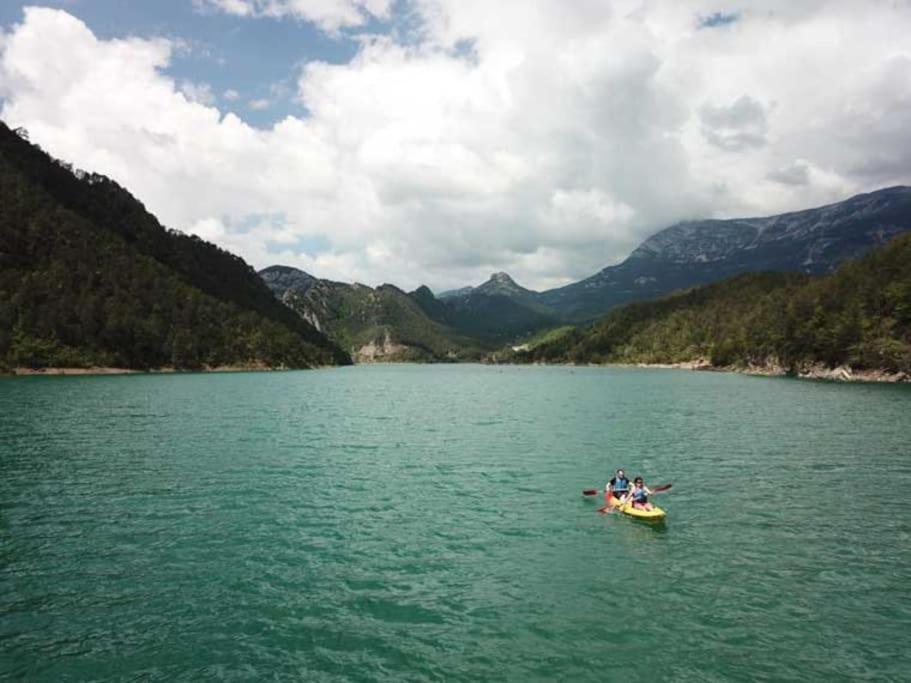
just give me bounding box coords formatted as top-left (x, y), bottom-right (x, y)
top-left (606, 469), bottom-right (631, 500)
top-left (622, 477), bottom-right (655, 511)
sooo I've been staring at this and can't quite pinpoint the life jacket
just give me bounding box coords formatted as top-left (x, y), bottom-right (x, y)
top-left (613, 477), bottom-right (629, 493)
top-left (632, 487), bottom-right (648, 502)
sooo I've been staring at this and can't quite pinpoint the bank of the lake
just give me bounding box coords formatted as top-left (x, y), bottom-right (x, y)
top-left (2, 364), bottom-right (910, 680)
top-left (8, 357), bottom-right (911, 384)
top-left (5, 363), bottom-right (324, 377)
top-left (505, 357), bottom-right (910, 383)
top-left (615, 359), bottom-right (911, 383)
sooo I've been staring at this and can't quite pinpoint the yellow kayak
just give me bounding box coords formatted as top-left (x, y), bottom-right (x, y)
top-left (607, 495), bottom-right (667, 521)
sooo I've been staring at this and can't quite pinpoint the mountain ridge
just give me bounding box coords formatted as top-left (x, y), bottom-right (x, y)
top-left (259, 265), bottom-right (490, 362)
top-left (262, 187), bottom-right (911, 354)
top-left (538, 185), bottom-right (911, 320)
top-left (508, 231), bottom-right (911, 379)
top-left (0, 120), bottom-right (350, 370)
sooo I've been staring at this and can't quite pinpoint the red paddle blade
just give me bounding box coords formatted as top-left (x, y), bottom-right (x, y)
top-left (582, 488), bottom-right (600, 496)
top-left (652, 483), bottom-right (672, 493)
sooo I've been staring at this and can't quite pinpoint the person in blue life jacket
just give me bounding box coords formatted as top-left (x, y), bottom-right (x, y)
top-left (606, 469), bottom-right (631, 500)
top-left (620, 477), bottom-right (655, 511)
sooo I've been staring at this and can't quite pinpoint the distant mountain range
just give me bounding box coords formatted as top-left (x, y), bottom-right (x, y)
top-left (259, 266), bottom-right (562, 362)
top-left (264, 187), bottom-right (911, 354)
top-left (4, 109), bottom-right (908, 372)
top-left (538, 186), bottom-right (911, 320)
top-left (510, 231), bottom-right (911, 379)
top-left (260, 266), bottom-right (487, 362)
top-left (0, 121), bottom-right (350, 371)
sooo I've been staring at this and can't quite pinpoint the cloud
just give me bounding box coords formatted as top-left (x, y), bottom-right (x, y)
top-left (2, 3), bottom-right (911, 291)
top-left (179, 79), bottom-right (216, 105)
top-left (196, 0), bottom-right (392, 32)
top-left (248, 97), bottom-right (271, 110)
top-left (699, 95), bottom-right (768, 151)
top-left (767, 160), bottom-right (810, 186)
top-left (222, 88), bottom-right (240, 101)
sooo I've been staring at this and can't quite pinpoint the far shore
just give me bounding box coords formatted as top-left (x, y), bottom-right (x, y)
top-left (4, 364), bottom-right (302, 377)
top-left (588, 359), bottom-right (910, 384)
top-left (5, 360), bottom-right (909, 384)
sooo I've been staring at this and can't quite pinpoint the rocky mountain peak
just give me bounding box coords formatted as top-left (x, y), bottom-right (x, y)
top-left (259, 265), bottom-right (317, 296)
top-left (477, 271), bottom-right (535, 296)
top-left (627, 186), bottom-right (911, 267)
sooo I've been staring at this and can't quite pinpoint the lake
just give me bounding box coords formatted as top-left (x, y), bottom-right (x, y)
top-left (2, 365), bottom-right (910, 680)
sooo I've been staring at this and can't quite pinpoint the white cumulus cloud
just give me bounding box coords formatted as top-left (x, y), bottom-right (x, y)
top-left (179, 79), bottom-right (216, 106)
top-left (2, 2), bottom-right (911, 291)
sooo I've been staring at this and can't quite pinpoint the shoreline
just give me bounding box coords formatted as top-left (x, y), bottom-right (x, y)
top-left (593, 359), bottom-right (910, 384)
top-left (5, 360), bottom-right (908, 384)
top-left (4, 364), bottom-right (306, 377)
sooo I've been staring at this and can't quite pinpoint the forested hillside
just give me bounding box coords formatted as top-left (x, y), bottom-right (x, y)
top-left (0, 121), bottom-right (350, 370)
top-left (512, 232), bottom-right (911, 375)
top-left (424, 272), bottom-right (558, 341)
top-left (261, 266), bottom-right (488, 362)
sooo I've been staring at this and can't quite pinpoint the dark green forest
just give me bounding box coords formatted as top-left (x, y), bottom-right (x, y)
top-left (0, 121), bottom-right (350, 370)
top-left (511, 232), bottom-right (911, 374)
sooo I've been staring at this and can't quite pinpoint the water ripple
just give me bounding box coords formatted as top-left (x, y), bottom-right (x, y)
top-left (1, 366), bottom-right (910, 680)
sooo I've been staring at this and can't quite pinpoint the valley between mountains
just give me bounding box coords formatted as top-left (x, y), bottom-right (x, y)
top-left (2, 118), bottom-right (910, 379)
top-left (260, 187), bottom-right (911, 375)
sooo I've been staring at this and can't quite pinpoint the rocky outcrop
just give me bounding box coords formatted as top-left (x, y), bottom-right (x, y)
top-left (259, 265), bottom-right (317, 296)
top-left (791, 364), bottom-right (908, 383)
top-left (608, 357), bottom-right (909, 383)
top-left (354, 331), bottom-right (411, 363)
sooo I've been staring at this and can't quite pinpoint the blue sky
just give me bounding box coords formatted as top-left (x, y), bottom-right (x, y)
top-left (1, 2), bottom-right (909, 290)
top-left (0, 1), bottom-right (367, 127)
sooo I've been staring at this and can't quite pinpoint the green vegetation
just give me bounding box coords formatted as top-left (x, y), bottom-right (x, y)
top-left (414, 274), bottom-right (559, 343)
top-left (280, 281), bottom-right (491, 362)
top-left (0, 121), bottom-right (349, 370)
top-left (511, 233), bottom-right (911, 374)
top-left (433, 294), bottom-right (559, 342)
top-left (522, 325), bottom-right (577, 349)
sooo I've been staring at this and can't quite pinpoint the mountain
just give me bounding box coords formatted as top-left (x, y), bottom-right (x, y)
top-left (265, 187), bottom-right (911, 362)
top-left (475, 272), bottom-right (533, 298)
top-left (513, 231), bottom-right (911, 378)
top-left (539, 187), bottom-right (911, 321)
top-left (439, 272), bottom-right (537, 302)
top-left (259, 265), bottom-right (317, 297)
top-left (418, 272), bottom-right (559, 341)
top-left (0, 121), bottom-right (350, 371)
top-left (260, 266), bottom-right (487, 362)
top-left (262, 267), bottom-right (560, 355)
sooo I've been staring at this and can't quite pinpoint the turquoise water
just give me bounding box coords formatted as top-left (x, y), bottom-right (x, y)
top-left (2, 365), bottom-right (910, 680)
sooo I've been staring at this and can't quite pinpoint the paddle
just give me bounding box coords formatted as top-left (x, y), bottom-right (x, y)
top-left (583, 482), bottom-right (671, 496)
top-left (598, 498), bottom-right (625, 514)
top-left (596, 483), bottom-right (672, 513)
